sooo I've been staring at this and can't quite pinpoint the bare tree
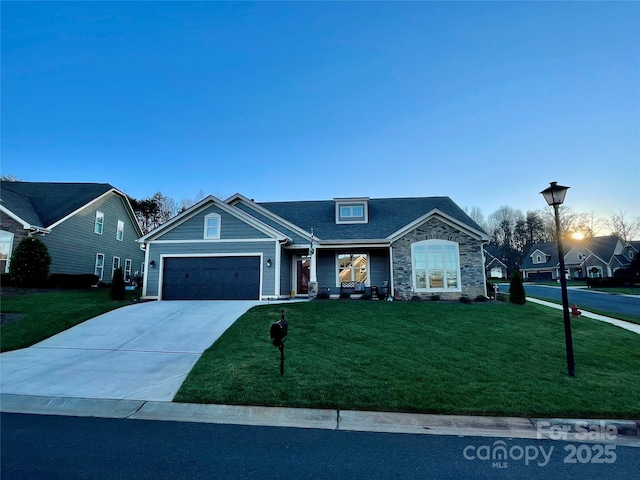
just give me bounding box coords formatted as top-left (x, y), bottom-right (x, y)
top-left (130, 192), bottom-right (178, 234)
top-left (463, 206), bottom-right (488, 232)
top-left (1, 174), bottom-right (21, 182)
top-left (605, 210), bottom-right (640, 241)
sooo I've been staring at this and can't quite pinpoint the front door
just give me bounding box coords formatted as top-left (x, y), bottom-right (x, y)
top-left (296, 257), bottom-right (311, 295)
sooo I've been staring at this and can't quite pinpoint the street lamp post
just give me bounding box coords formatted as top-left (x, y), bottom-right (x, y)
top-left (540, 181), bottom-right (575, 377)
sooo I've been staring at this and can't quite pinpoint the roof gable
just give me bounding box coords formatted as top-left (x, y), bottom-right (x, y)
top-left (0, 181), bottom-right (114, 228)
top-left (139, 195), bottom-right (289, 243)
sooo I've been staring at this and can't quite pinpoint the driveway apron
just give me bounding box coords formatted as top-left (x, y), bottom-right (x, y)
top-left (0, 301), bottom-right (261, 401)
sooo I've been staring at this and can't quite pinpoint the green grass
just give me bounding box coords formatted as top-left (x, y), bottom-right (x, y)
top-left (1, 289), bottom-right (135, 352)
top-left (175, 300), bottom-right (640, 418)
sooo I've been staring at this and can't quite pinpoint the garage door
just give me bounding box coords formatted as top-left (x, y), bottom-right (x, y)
top-left (162, 256), bottom-right (260, 300)
top-left (528, 272), bottom-right (553, 282)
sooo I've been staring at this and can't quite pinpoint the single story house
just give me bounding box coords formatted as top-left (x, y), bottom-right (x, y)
top-left (0, 181), bottom-right (144, 282)
top-left (138, 194), bottom-right (490, 301)
top-left (520, 235), bottom-right (638, 281)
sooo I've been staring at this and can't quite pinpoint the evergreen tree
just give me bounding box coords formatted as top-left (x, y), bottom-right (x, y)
top-left (9, 237), bottom-right (51, 287)
top-left (110, 267), bottom-right (126, 301)
top-left (509, 270), bottom-right (526, 305)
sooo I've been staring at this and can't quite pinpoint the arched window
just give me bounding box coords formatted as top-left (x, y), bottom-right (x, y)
top-left (411, 239), bottom-right (461, 292)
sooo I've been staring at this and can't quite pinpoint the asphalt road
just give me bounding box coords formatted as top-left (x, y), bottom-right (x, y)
top-left (2, 413), bottom-right (637, 479)
top-left (499, 284), bottom-right (640, 319)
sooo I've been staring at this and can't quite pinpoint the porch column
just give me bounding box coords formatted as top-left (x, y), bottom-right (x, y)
top-left (308, 243), bottom-right (318, 298)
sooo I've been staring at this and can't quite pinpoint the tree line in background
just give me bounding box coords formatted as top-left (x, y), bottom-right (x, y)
top-left (126, 188), bottom-right (639, 278)
top-left (1, 175), bottom-right (638, 277)
top-left (464, 205), bottom-right (640, 276)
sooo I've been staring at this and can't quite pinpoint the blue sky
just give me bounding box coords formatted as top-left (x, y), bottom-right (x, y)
top-left (2, 1), bottom-right (639, 224)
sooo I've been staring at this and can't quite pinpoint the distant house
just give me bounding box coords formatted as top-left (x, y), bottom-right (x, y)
top-left (520, 235), bottom-right (638, 281)
top-left (0, 181), bottom-right (144, 282)
top-left (138, 194), bottom-right (490, 301)
top-left (484, 246), bottom-right (508, 279)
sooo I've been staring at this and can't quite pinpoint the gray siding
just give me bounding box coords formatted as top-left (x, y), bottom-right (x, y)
top-left (145, 240), bottom-right (278, 298)
top-left (234, 202), bottom-right (308, 244)
top-left (280, 248), bottom-right (292, 297)
top-left (40, 194), bottom-right (143, 279)
top-left (156, 205), bottom-right (269, 241)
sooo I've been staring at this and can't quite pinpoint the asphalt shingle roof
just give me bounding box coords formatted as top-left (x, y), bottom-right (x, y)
top-left (0, 181), bottom-right (114, 228)
top-left (257, 196), bottom-right (486, 240)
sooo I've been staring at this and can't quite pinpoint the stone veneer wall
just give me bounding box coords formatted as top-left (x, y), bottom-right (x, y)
top-left (391, 217), bottom-right (486, 300)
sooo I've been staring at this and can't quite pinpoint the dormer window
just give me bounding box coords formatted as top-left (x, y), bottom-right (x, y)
top-left (335, 198), bottom-right (369, 224)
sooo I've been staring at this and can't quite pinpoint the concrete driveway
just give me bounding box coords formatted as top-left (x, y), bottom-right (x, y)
top-left (0, 300), bottom-right (264, 401)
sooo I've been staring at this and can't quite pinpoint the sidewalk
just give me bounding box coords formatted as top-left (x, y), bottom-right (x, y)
top-left (2, 394), bottom-right (638, 447)
top-left (526, 297), bottom-right (640, 335)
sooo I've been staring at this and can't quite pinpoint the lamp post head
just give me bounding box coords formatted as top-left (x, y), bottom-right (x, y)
top-left (541, 181), bottom-right (570, 207)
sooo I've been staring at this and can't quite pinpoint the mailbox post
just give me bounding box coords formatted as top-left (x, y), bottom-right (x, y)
top-left (270, 308), bottom-right (288, 377)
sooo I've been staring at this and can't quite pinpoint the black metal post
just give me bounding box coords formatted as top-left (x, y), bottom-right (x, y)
top-left (553, 204), bottom-right (575, 377)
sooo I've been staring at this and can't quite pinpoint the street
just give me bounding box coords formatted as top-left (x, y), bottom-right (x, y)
top-left (499, 284), bottom-right (640, 319)
top-left (1, 413), bottom-right (637, 479)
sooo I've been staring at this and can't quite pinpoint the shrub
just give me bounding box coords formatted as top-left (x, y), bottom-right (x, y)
top-left (1, 273), bottom-right (12, 287)
top-left (430, 294), bottom-right (440, 301)
top-left (497, 293), bottom-right (507, 302)
top-left (410, 295), bottom-right (421, 302)
top-left (360, 293), bottom-right (372, 300)
top-left (110, 268), bottom-right (126, 300)
top-left (339, 292), bottom-right (351, 299)
top-left (475, 295), bottom-right (488, 302)
top-left (9, 237), bottom-right (51, 287)
top-left (48, 274), bottom-right (99, 288)
top-left (509, 270), bottom-right (526, 305)
top-left (459, 296), bottom-right (471, 304)
top-left (316, 290), bottom-right (330, 300)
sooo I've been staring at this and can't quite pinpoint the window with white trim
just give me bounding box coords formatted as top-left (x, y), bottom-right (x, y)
top-left (95, 211), bottom-right (104, 234)
top-left (116, 220), bottom-right (124, 241)
top-left (95, 254), bottom-right (105, 281)
top-left (0, 230), bottom-right (15, 273)
top-left (204, 213), bottom-right (221, 239)
top-left (124, 259), bottom-right (132, 281)
top-left (335, 200), bottom-right (368, 224)
top-left (112, 256), bottom-right (120, 279)
top-left (337, 253), bottom-right (368, 285)
top-left (411, 240), bottom-right (461, 292)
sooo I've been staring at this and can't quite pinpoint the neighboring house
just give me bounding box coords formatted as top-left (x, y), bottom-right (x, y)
top-left (138, 194), bottom-right (490, 301)
top-left (484, 246), bottom-right (508, 279)
top-left (520, 235), bottom-right (638, 281)
top-left (0, 181), bottom-right (144, 282)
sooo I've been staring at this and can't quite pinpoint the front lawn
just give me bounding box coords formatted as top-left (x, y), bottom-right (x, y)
top-left (175, 300), bottom-right (640, 418)
top-left (1, 289), bottom-right (135, 352)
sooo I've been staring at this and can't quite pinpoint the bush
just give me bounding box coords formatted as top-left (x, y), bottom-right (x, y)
top-left (339, 292), bottom-right (351, 299)
top-left (110, 268), bottom-right (126, 300)
top-left (430, 294), bottom-right (440, 301)
top-left (9, 237), bottom-right (51, 287)
top-left (48, 274), bottom-right (99, 288)
top-left (410, 295), bottom-right (421, 302)
top-left (360, 293), bottom-right (372, 300)
top-left (1, 273), bottom-right (12, 287)
top-left (316, 290), bottom-right (330, 300)
top-left (497, 293), bottom-right (507, 302)
top-left (509, 270), bottom-right (526, 305)
top-left (459, 296), bottom-right (471, 304)
top-left (475, 295), bottom-right (488, 302)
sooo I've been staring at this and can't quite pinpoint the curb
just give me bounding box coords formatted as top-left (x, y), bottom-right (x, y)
top-left (1, 394), bottom-right (638, 446)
